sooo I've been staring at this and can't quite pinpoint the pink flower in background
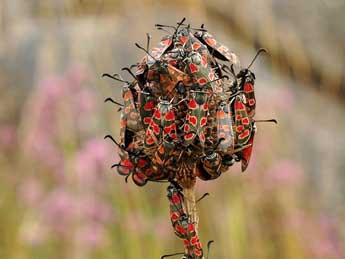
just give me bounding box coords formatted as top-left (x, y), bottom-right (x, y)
top-left (75, 139), bottom-right (112, 189)
top-left (0, 125), bottom-right (16, 151)
top-left (76, 223), bottom-right (108, 249)
top-left (310, 216), bottom-right (344, 259)
top-left (261, 86), bottom-right (295, 113)
top-left (153, 217), bottom-right (171, 239)
top-left (41, 188), bottom-right (78, 235)
top-left (66, 64), bottom-right (89, 89)
top-left (265, 159), bottom-right (304, 189)
top-left (18, 178), bottom-right (43, 207)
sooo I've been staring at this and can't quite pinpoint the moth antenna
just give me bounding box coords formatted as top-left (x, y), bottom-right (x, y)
top-left (161, 252), bottom-right (184, 259)
top-left (247, 48), bottom-right (267, 69)
top-left (117, 107), bottom-right (122, 112)
top-left (146, 33), bottom-right (152, 51)
top-left (104, 135), bottom-right (122, 148)
top-left (104, 97), bottom-right (124, 106)
top-left (230, 64), bottom-right (237, 78)
top-left (111, 163), bottom-right (121, 168)
top-left (255, 119), bottom-right (278, 124)
top-left (155, 23), bottom-right (176, 30)
top-left (130, 63), bottom-right (138, 69)
top-left (135, 43), bottom-right (158, 62)
top-left (196, 192), bottom-right (210, 203)
top-left (206, 240), bottom-right (215, 259)
top-left (157, 27), bottom-right (173, 35)
top-left (121, 67), bottom-right (137, 81)
top-left (180, 23), bottom-right (207, 32)
top-left (125, 174), bottom-right (130, 183)
top-left (173, 17), bottom-right (186, 38)
top-left (102, 73), bottom-right (129, 84)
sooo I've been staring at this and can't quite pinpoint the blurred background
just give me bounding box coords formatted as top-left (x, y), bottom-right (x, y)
top-left (0, 0), bottom-right (344, 258)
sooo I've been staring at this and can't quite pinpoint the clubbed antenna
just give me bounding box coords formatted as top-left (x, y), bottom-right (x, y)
top-left (121, 67), bottom-right (137, 81)
top-left (104, 98), bottom-right (124, 110)
top-left (179, 22), bottom-right (207, 32)
top-left (196, 192), bottom-right (210, 203)
top-left (102, 73), bottom-right (130, 84)
top-left (146, 33), bottom-right (152, 51)
top-left (206, 240), bottom-right (215, 259)
top-left (161, 252), bottom-right (184, 259)
top-left (155, 23), bottom-right (176, 30)
top-left (157, 27), bottom-right (173, 35)
top-left (104, 97), bottom-right (123, 106)
top-left (247, 48), bottom-right (267, 69)
top-left (135, 43), bottom-right (158, 62)
top-left (104, 134), bottom-right (123, 148)
top-left (255, 119), bottom-right (278, 124)
top-left (172, 17), bottom-right (186, 39)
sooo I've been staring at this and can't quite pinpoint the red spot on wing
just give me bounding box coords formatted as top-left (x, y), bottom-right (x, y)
top-left (143, 117), bottom-right (152, 124)
top-left (201, 55), bottom-right (208, 67)
top-left (208, 72), bottom-right (215, 80)
top-left (184, 124), bottom-right (191, 132)
top-left (200, 117), bottom-right (207, 127)
top-left (214, 86), bottom-right (223, 93)
top-left (239, 129), bottom-right (250, 140)
top-left (249, 99), bottom-right (256, 106)
top-left (175, 225), bottom-right (186, 235)
top-left (137, 158), bottom-right (147, 168)
top-left (244, 83), bottom-right (254, 92)
top-left (188, 223), bottom-right (195, 233)
top-left (189, 115), bottom-right (197, 126)
top-left (194, 249), bottom-right (202, 256)
top-left (235, 100), bottom-right (245, 110)
top-left (189, 99), bottom-right (197, 109)
top-left (217, 45), bottom-right (229, 52)
top-left (185, 133), bottom-right (195, 140)
top-left (179, 36), bottom-right (188, 44)
top-left (162, 39), bottom-right (172, 46)
top-left (198, 77), bottom-right (207, 85)
top-left (192, 42), bottom-right (201, 50)
top-left (145, 137), bottom-right (154, 145)
top-left (237, 125), bottom-right (244, 132)
top-left (205, 37), bottom-right (216, 46)
top-left (144, 101), bottom-right (155, 111)
top-left (153, 124), bottom-right (160, 135)
top-left (123, 91), bottom-right (132, 101)
top-left (217, 110), bottom-right (226, 119)
top-left (189, 63), bottom-right (199, 73)
top-left (242, 117), bottom-right (249, 125)
top-left (171, 212), bottom-right (179, 222)
top-left (242, 135), bottom-right (254, 171)
top-left (191, 235), bottom-right (198, 245)
top-left (172, 193), bottom-right (181, 204)
top-left (153, 109), bottom-right (161, 120)
top-left (165, 110), bottom-right (175, 121)
top-left (199, 132), bottom-right (206, 142)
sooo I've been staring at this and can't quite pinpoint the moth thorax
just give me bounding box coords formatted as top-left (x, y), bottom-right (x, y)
top-left (194, 92), bottom-right (207, 105)
top-left (189, 52), bottom-right (202, 65)
top-left (158, 101), bottom-right (172, 114)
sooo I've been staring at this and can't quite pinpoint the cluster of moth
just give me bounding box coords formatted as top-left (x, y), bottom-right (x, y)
top-left (104, 18), bottom-right (276, 259)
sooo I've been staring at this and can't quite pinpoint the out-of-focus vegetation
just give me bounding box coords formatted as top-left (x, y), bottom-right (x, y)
top-left (0, 1), bottom-right (344, 259)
